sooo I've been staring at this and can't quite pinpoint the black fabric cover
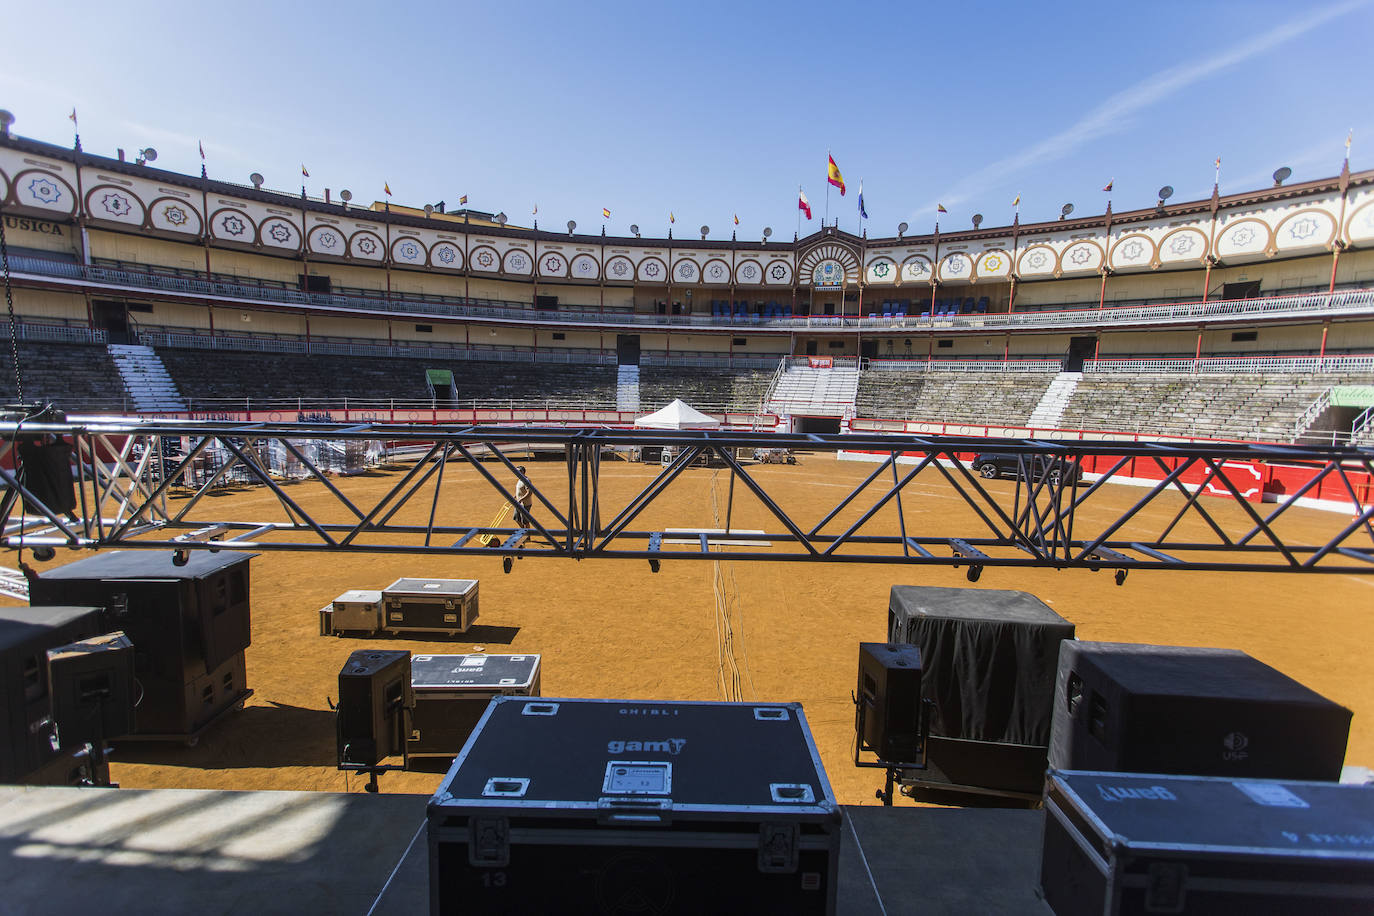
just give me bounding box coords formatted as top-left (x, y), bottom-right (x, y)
top-left (18, 437), bottom-right (76, 515)
top-left (889, 586), bottom-right (1074, 746)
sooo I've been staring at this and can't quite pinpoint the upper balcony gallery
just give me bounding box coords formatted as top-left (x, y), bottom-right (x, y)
top-left (2, 129), bottom-right (1372, 334)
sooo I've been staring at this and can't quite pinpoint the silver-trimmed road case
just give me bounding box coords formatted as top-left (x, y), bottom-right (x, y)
top-left (407, 654), bottom-right (541, 762)
top-left (1041, 769), bottom-right (1374, 916)
top-left (329, 589), bottom-right (384, 634)
top-left (381, 578), bottom-right (479, 635)
top-left (426, 697), bottom-right (841, 915)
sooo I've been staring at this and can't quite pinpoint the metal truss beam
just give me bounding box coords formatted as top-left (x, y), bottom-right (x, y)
top-left (2, 417), bottom-right (1372, 578)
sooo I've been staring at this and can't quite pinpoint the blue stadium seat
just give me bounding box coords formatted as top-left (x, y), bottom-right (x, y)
top-left (977, 296), bottom-right (989, 313)
top-left (783, 304), bottom-right (792, 317)
top-left (963, 297), bottom-right (975, 313)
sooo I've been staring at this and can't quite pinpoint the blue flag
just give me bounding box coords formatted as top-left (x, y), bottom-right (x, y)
top-left (858, 181), bottom-right (868, 220)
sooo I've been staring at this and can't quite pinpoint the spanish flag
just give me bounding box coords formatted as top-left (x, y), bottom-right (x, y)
top-left (1102, 179), bottom-right (1113, 193)
top-left (827, 154), bottom-right (846, 196)
top-left (1012, 194), bottom-right (1020, 208)
top-left (301, 164), bottom-right (310, 178)
top-left (669, 212), bottom-right (675, 224)
top-left (937, 204), bottom-right (948, 213)
top-left (733, 214), bottom-right (739, 225)
top-left (459, 194), bottom-right (468, 205)
top-left (602, 208), bottom-right (611, 219)
top-left (384, 182), bottom-right (392, 197)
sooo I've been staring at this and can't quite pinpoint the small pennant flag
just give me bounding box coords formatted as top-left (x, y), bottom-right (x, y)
top-left (733, 214), bottom-right (739, 226)
top-left (669, 212), bottom-right (675, 223)
top-left (384, 182), bottom-right (392, 197)
top-left (1102, 179), bottom-right (1113, 192)
top-left (1346, 129), bottom-right (1353, 162)
top-left (858, 181), bottom-right (868, 220)
top-left (602, 208), bottom-right (611, 219)
top-left (68, 108), bottom-right (77, 126)
top-left (1012, 194), bottom-right (1020, 208)
top-left (458, 194), bottom-right (468, 205)
top-left (1214, 157), bottom-right (1221, 170)
top-left (827, 154), bottom-right (846, 196)
top-left (532, 203), bottom-right (538, 216)
top-left (198, 140), bottom-right (205, 160)
top-left (799, 189), bottom-right (813, 220)
top-left (301, 164), bottom-right (310, 178)
top-left (937, 204), bottom-right (948, 213)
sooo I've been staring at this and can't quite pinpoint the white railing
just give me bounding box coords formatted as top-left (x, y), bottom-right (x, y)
top-left (13, 322), bottom-right (108, 344)
top-left (1352, 405), bottom-right (1374, 444)
top-left (1084, 355), bottom-right (1374, 374)
top-left (11, 253), bottom-right (1374, 335)
top-left (1293, 387), bottom-right (1333, 441)
top-left (865, 358), bottom-right (1062, 373)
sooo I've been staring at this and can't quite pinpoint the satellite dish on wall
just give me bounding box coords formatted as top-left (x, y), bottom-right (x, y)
top-left (0, 110), bottom-right (14, 135)
top-left (139, 148), bottom-right (157, 162)
top-left (972, 214), bottom-right (983, 228)
top-left (340, 189), bottom-right (352, 201)
top-left (567, 220), bottom-right (577, 233)
top-left (250, 172), bottom-right (265, 189)
top-left (1060, 203), bottom-right (1074, 219)
top-left (1272, 166), bottom-right (1292, 186)
top-left (630, 223), bottom-right (640, 237)
top-left (1157, 185), bottom-right (1174, 201)
top-left (762, 227), bottom-right (772, 239)
top-left (700, 225), bottom-right (709, 239)
top-left (496, 212), bottom-right (508, 226)
top-left (424, 204), bottom-right (434, 217)
top-left (897, 221), bottom-right (908, 237)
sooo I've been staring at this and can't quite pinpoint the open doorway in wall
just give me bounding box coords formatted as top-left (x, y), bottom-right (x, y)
top-left (1064, 336), bottom-right (1096, 371)
top-left (92, 300), bottom-right (130, 344)
top-left (616, 334), bottom-right (640, 365)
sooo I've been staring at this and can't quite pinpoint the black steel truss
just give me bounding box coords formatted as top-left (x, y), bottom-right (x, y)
top-left (2, 418), bottom-right (1372, 578)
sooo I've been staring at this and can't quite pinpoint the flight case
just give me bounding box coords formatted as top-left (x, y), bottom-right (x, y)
top-left (407, 654), bottom-right (541, 763)
top-left (426, 697), bottom-right (840, 915)
top-left (1041, 769), bottom-right (1374, 916)
top-left (381, 578), bottom-right (478, 635)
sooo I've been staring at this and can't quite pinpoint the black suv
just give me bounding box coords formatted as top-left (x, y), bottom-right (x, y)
top-left (972, 452), bottom-right (1081, 485)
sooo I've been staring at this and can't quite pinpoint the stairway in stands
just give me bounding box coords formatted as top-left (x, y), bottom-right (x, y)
top-left (616, 364), bottom-right (640, 412)
top-left (1026, 371), bottom-right (1082, 429)
top-left (107, 343), bottom-right (187, 413)
top-left (766, 361), bottom-right (860, 417)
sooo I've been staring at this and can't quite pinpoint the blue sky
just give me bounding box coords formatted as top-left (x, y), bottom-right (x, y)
top-left (2, 0), bottom-right (1371, 239)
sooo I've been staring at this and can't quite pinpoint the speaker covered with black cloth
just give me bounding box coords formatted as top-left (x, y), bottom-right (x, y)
top-left (47, 631), bottom-right (136, 747)
top-left (29, 550), bottom-right (256, 738)
top-left (1049, 641), bottom-right (1351, 781)
top-left (889, 586), bottom-right (1075, 795)
top-left (857, 643), bottom-right (923, 763)
top-left (17, 436), bottom-right (76, 515)
top-left (337, 649), bottom-right (412, 768)
top-left (0, 605), bottom-right (105, 782)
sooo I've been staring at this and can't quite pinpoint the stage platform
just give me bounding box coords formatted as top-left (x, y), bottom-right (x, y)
top-left (0, 785), bottom-right (1052, 914)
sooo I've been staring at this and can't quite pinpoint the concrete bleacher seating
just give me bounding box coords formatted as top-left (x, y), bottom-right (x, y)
top-left (856, 368), bottom-right (1055, 427)
top-left (638, 367), bottom-right (774, 413)
top-left (157, 348), bottom-right (618, 407)
top-left (1060, 373), bottom-right (1357, 442)
top-left (0, 341), bottom-right (125, 410)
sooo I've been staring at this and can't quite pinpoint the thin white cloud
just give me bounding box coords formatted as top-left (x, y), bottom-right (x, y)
top-left (918, 0), bottom-right (1369, 216)
top-left (117, 119), bottom-right (248, 164)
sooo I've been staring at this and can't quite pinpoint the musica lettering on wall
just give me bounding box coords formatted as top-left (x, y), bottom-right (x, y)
top-left (3, 215), bottom-right (65, 236)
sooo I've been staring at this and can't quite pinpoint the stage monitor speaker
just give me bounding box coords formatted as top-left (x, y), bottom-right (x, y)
top-left (17, 437), bottom-right (76, 515)
top-left (337, 650), bottom-right (412, 768)
top-left (47, 631), bottom-right (136, 748)
top-left (1050, 642), bottom-right (1352, 781)
top-left (858, 642), bottom-right (924, 763)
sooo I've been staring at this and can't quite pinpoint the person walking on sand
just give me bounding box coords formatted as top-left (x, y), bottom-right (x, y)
top-left (514, 466), bottom-right (533, 528)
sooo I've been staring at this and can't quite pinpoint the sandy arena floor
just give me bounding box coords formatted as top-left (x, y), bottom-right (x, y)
top-left (7, 452), bottom-right (1372, 806)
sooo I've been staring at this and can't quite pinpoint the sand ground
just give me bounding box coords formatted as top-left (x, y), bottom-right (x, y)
top-left (7, 452), bottom-right (1372, 806)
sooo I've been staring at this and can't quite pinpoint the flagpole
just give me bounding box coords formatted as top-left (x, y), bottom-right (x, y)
top-left (824, 149), bottom-right (831, 227)
top-left (797, 185), bottom-right (802, 238)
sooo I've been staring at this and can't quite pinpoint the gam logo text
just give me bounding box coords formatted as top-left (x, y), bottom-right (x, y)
top-left (607, 739), bottom-right (686, 755)
top-left (1096, 784), bottom-right (1177, 803)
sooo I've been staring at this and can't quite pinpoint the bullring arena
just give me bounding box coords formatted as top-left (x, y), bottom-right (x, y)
top-left (2, 114), bottom-right (1374, 912)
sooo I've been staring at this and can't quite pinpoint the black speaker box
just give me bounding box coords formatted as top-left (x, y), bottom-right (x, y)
top-left (47, 631), bottom-right (136, 747)
top-left (858, 642), bottom-right (924, 763)
top-left (0, 605), bottom-right (105, 783)
top-left (29, 550), bottom-right (255, 737)
top-left (1050, 642), bottom-right (1352, 781)
top-left (17, 437), bottom-right (76, 515)
top-left (337, 650), bottom-right (412, 768)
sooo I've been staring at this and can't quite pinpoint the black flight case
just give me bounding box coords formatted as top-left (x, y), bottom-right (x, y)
top-left (426, 697), bottom-right (841, 915)
top-left (407, 654), bottom-right (541, 766)
top-left (1041, 769), bottom-right (1374, 916)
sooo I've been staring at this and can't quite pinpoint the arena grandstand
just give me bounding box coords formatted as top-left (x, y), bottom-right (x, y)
top-left (1, 126), bottom-right (1373, 448)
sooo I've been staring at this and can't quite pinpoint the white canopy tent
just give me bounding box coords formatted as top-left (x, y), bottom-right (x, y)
top-left (633, 399), bottom-right (721, 430)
